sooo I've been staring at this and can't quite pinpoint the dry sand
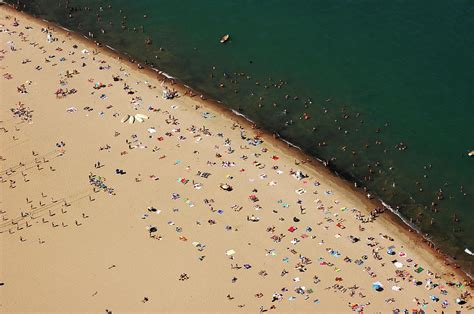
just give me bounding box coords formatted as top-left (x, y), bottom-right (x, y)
top-left (0, 6), bottom-right (472, 313)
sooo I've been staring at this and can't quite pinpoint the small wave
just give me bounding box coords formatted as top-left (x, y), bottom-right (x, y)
top-left (280, 138), bottom-right (302, 151)
top-left (231, 109), bottom-right (256, 124)
top-left (58, 25), bottom-right (72, 32)
top-left (159, 71), bottom-right (175, 79)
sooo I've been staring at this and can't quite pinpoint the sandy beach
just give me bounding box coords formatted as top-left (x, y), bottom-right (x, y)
top-left (0, 5), bottom-right (472, 313)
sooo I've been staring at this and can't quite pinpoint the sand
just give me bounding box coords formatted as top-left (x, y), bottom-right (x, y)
top-left (0, 6), bottom-right (472, 313)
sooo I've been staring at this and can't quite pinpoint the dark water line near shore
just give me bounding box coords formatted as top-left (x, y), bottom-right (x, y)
top-left (6, 0), bottom-right (473, 275)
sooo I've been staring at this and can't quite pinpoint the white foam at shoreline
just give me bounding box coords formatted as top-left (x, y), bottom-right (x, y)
top-left (159, 71), bottom-right (175, 79)
top-left (106, 45), bottom-right (117, 52)
top-left (231, 109), bottom-right (255, 124)
top-left (58, 25), bottom-right (71, 32)
top-left (280, 138), bottom-right (302, 151)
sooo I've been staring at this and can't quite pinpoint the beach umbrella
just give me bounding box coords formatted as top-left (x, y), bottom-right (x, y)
top-left (120, 115), bottom-right (130, 123)
top-left (226, 249), bottom-right (236, 256)
top-left (220, 183), bottom-right (233, 191)
top-left (147, 207), bottom-right (158, 213)
top-left (135, 114), bottom-right (149, 123)
top-left (147, 226), bottom-right (157, 237)
top-left (387, 246), bottom-right (396, 255)
top-left (456, 298), bottom-right (466, 305)
top-left (372, 281), bottom-right (384, 291)
top-left (430, 295), bottom-right (439, 302)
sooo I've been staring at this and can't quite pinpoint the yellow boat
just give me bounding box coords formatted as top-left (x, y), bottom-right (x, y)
top-left (220, 34), bottom-right (230, 44)
top-left (468, 150), bottom-right (474, 157)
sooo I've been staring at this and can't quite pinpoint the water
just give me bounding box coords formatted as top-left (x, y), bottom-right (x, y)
top-left (9, 0), bottom-right (473, 274)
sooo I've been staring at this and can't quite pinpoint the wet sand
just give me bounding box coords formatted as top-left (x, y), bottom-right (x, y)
top-left (0, 6), bottom-right (472, 313)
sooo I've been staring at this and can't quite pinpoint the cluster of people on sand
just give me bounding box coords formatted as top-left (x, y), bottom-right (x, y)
top-left (88, 173), bottom-right (115, 195)
top-left (40, 27), bottom-right (57, 43)
top-left (16, 83), bottom-right (28, 93)
top-left (54, 87), bottom-right (77, 99)
top-left (162, 87), bottom-right (178, 99)
top-left (10, 101), bottom-right (33, 122)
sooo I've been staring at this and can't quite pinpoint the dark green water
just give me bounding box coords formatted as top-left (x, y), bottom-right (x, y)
top-left (10, 0), bottom-right (473, 274)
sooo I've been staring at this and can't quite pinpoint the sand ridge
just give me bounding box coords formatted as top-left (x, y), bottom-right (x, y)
top-left (0, 7), bottom-right (472, 313)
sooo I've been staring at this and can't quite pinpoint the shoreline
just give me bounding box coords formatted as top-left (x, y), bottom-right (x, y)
top-left (3, 3), bottom-right (472, 283)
